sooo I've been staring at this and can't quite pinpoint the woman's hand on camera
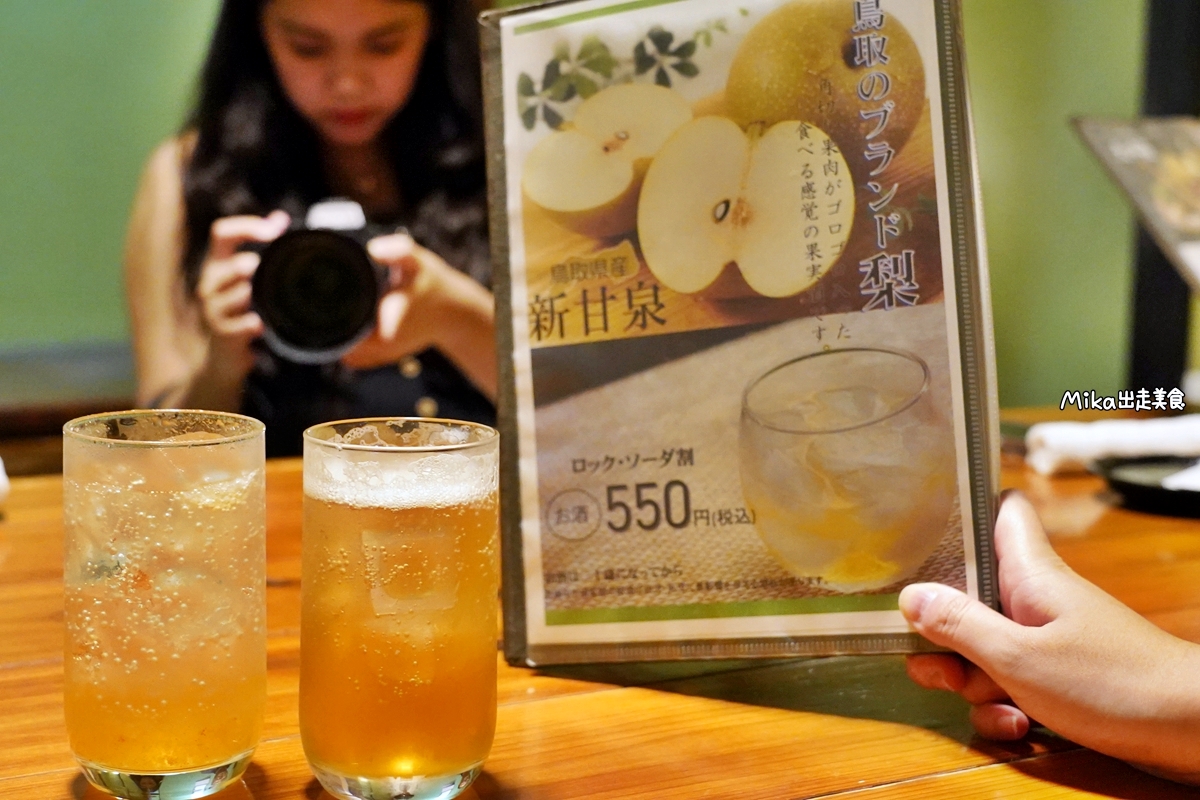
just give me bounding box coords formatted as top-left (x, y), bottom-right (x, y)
top-left (342, 233), bottom-right (497, 399)
top-left (901, 491), bottom-right (1200, 784)
top-left (195, 211), bottom-right (289, 377)
top-left (343, 232), bottom-right (440, 362)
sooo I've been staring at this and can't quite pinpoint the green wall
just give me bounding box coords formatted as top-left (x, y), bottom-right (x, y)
top-left (0, 1), bottom-right (220, 345)
top-left (962, 0), bottom-right (1146, 406)
top-left (0, 1), bottom-right (1151, 408)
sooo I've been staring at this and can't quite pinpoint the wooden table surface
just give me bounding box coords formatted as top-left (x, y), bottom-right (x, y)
top-left (3, 449), bottom-right (1200, 799)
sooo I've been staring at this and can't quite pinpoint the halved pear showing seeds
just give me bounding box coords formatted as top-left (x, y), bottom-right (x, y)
top-left (522, 83), bottom-right (693, 238)
top-left (638, 117), bottom-right (856, 297)
top-left (635, 117), bottom-right (745, 293)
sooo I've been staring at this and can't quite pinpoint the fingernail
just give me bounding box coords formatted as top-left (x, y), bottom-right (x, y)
top-left (916, 659), bottom-right (954, 691)
top-left (898, 586), bottom-right (937, 621)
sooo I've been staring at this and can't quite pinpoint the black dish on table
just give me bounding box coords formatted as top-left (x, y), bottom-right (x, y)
top-left (1094, 456), bottom-right (1200, 518)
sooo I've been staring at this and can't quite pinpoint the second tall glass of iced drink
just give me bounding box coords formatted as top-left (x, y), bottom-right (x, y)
top-left (301, 418), bottom-right (500, 800)
top-left (63, 410), bottom-right (266, 800)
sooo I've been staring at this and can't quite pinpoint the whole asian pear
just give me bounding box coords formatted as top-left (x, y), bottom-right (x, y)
top-left (725, 0), bottom-right (925, 178)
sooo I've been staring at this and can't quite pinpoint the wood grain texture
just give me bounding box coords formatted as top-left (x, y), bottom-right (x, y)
top-left (825, 749), bottom-right (1200, 799)
top-left (1, 448), bottom-right (1197, 798)
top-left (7, 745), bottom-right (1197, 800)
top-left (475, 687), bottom-right (1064, 800)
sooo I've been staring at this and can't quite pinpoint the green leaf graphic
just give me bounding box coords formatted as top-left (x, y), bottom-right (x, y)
top-left (573, 73), bottom-right (600, 98)
top-left (577, 36), bottom-right (609, 62)
top-left (583, 50), bottom-right (619, 78)
top-left (543, 104), bottom-right (564, 129)
top-left (517, 73), bottom-right (535, 97)
top-left (648, 26), bottom-right (674, 53)
top-left (548, 74), bottom-right (577, 102)
top-left (634, 41), bottom-right (655, 74)
top-left (542, 59), bottom-right (561, 92)
top-left (521, 105), bottom-right (537, 130)
top-left (671, 60), bottom-right (699, 77)
top-left (655, 65), bottom-right (671, 86)
top-left (672, 40), bottom-right (696, 59)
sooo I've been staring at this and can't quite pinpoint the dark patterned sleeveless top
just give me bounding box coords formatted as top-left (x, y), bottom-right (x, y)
top-left (239, 189), bottom-right (495, 457)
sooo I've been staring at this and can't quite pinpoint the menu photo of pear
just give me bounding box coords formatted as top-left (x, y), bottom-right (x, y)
top-left (482, 0), bottom-right (999, 665)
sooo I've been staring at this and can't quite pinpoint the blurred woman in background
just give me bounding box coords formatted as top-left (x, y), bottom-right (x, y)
top-left (125, 0), bottom-right (495, 455)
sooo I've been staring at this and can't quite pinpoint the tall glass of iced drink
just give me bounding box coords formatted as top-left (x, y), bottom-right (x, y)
top-left (62, 410), bottom-right (266, 800)
top-left (301, 418), bottom-right (500, 800)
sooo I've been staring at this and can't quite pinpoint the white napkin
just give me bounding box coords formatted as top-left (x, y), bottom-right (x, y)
top-left (1162, 461), bottom-right (1200, 491)
top-left (0, 455), bottom-right (8, 509)
top-left (1025, 415), bottom-right (1200, 475)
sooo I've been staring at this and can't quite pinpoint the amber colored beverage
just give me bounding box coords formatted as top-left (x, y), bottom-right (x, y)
top-left (301, 418), bottom-right (499, 800)
top-left (62, 411), bottom-right (266, 800)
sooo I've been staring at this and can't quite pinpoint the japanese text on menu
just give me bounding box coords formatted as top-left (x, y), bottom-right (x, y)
top-left (853, 0), bottom-right (919, 312)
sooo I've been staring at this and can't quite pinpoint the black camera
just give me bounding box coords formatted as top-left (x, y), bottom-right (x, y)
top-left (251, 199), bottom-right (393, 364)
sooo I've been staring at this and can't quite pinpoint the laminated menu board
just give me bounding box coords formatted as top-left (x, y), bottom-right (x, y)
top-left (481, 0), bottom-right (999, 665)
top-left (1076, 116), bottom-right (1200, 292)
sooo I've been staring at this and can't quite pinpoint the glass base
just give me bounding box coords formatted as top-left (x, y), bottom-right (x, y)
top-left (76, 750), bottom-right (252, 800)
top-left (311, 761), bottom-right (481, 800)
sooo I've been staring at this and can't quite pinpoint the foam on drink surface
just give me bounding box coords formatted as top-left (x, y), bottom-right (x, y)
top-left (304, 448), bottom-right (495, 509)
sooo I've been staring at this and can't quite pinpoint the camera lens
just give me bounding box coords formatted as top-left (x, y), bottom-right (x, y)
top-left (252, 230), bottom-right (381, 363)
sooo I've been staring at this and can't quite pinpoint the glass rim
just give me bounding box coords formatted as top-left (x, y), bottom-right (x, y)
top-left (62, 409), bottom-right (265, 447)
top-left (741, 346), bottom-right (930, 435)
top-left (302, 416), bottom-right (499, 453)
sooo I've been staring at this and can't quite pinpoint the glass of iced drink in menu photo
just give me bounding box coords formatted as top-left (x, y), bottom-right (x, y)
top-left (62, 410), bottom-right (266, 800)
top-left (301, 418), bottom-right (500, 800)
top-left (739, 348), bottom-right (957, 592)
